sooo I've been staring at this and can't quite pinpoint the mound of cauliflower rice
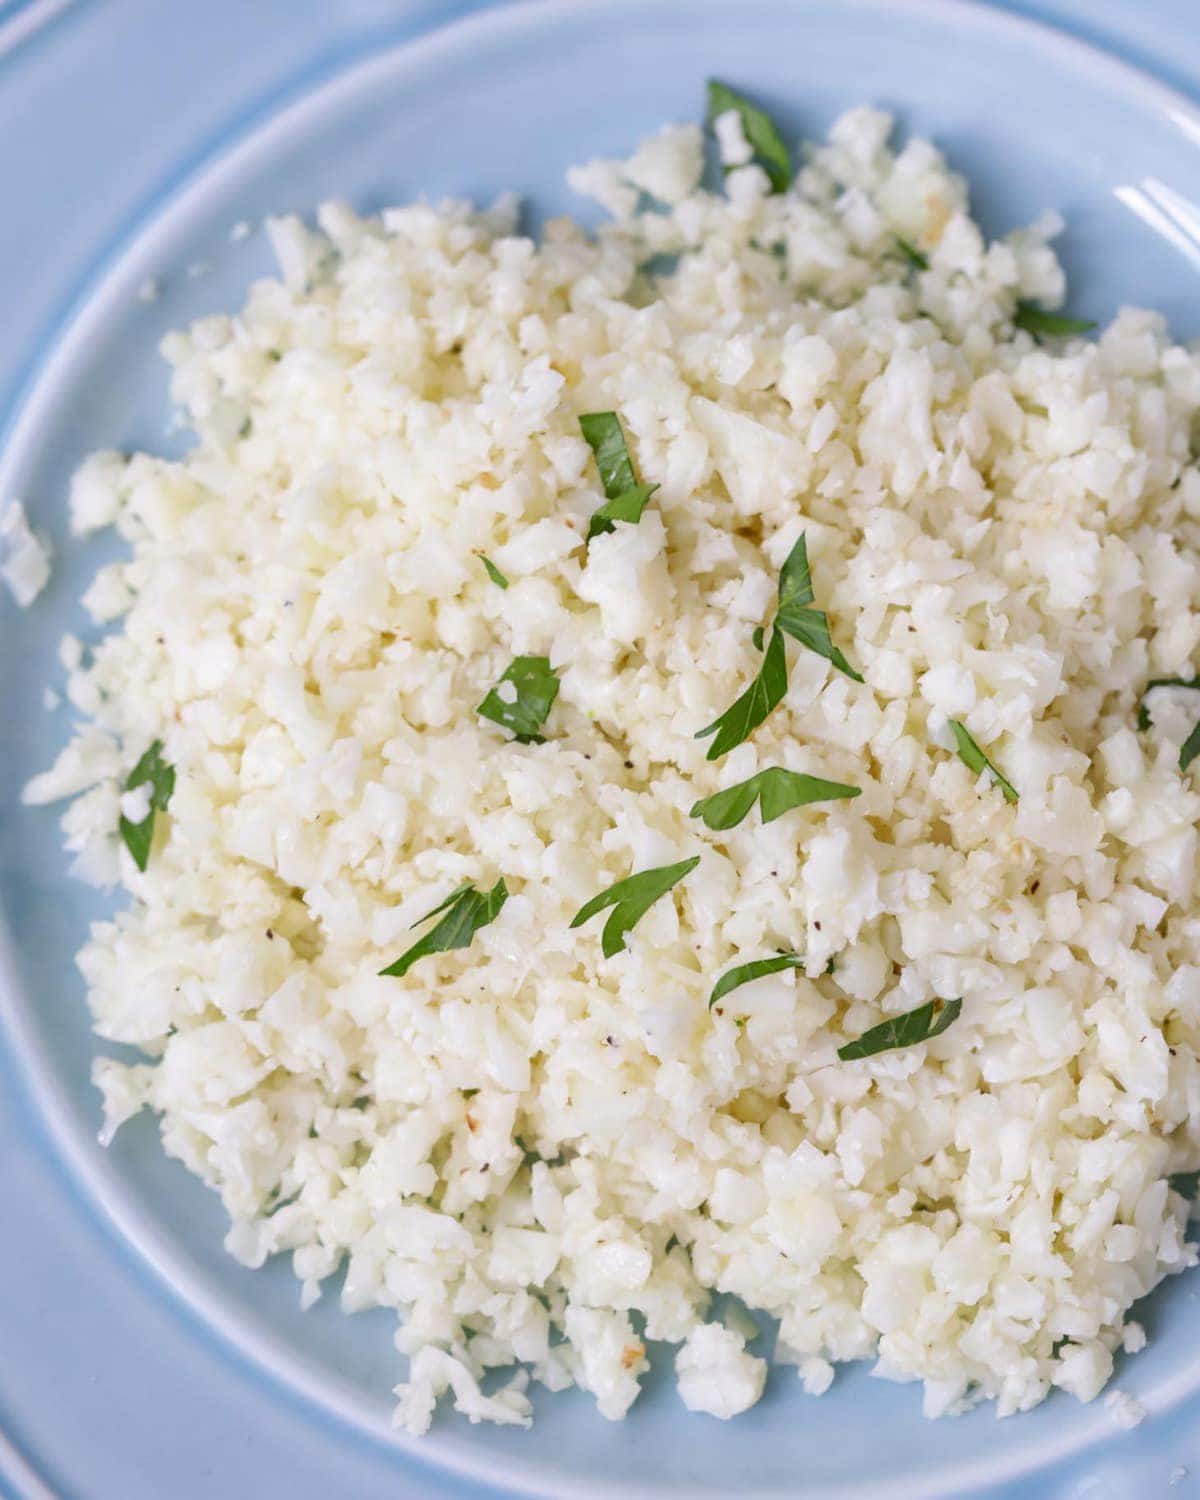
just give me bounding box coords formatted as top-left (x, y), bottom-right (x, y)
top-left (24, 99), bottom-right (1200, 1432)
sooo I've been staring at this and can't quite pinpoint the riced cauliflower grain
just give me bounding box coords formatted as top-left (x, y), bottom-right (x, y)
top-left (1103, 1388), bottom-right (1146, 1430)
top-left (676, 1324), bottom-right (768, 1418)
top-left (1, 499), bottom-right (51, 606)
top-left (26, 105), bottom-right (1200, 1433)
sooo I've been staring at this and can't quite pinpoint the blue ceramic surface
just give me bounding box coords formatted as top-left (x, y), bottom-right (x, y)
top-left (3, 2), bottom-right (1200, 1496)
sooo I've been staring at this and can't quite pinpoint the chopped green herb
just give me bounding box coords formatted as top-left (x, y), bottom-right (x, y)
top-left (586, 482), bottom-right (658, 542)
top-left (1136, 678), bottom-right (1200, 731)
top-left (706, 80), bottom-right (792, 194)
top-left (1136, 677), bottom-right (1200, 771)
top-left (379, 879), bottom-right (508, 978)
top-left (696, 536), bottom-right (860, 758)
top-left (578, 411), bottom-right (660, 542)
top-left (579, 411), bottom-right (637, 495)
top-left (638, 250), bottom-right (686, 279)
top-left (477, 553), bottom-right (509, 590)
top-left (1013, 301), bottom-right (1096, 340)
top-left (477, 655), bottom-right (560, 743)
top-left (751, 625), bottom-right (765, 652)
top-left (895, 237), bottom-right (929, 271)
top-left (709, 952), bottom-right (804, 1009)
top-left (696, 625), bottom-right (788, 760)
top-left (838, 997), bottom-right (963, 1060)
top-left (1174, 726), bottom-right (1199, 773)
top-left (238, 417), bottom-right (253, 439)
top-left (570, 856), bottom-right (700, 958)
top-left (119, 740), bottom-right (175, 872)
top-left (691, 768), bottom-right (860, 831)
top-left (408, 880), bottom-right (475, 922)
top-left (774, 533), bottom-right (863, 682)
top-left (948, 720), bottom-right (1018, 803)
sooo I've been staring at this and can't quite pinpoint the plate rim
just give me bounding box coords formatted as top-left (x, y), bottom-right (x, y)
top-left (4, 0), bottom-right (1200, 1494)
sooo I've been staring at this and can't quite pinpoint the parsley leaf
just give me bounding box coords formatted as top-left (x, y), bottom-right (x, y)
top-left (570, 856), bottom-right (700, 958)
top-left (478, 656), bottom-right (560, 743)
top-left (409, 880), bottom-right (475, 923)
top-left (948, 720), bottom-right (1018, 803)
top-left (1136, 677), bottom-right (1200, 771)
top-left (579, 411), bottom-right (637, 495)
top-left (379, 879), bottom-right (508, 978)
top-left (774, 533), bottom-right (863, 682)
top-left (1013, 302), bottom-right (1096, 339)
top-left (119, 739), bottom-right (175, 872)
top-left (895, 237), bottom-right (929, 271)
top-left (695, 625), bottom-right (788, 760)
top-left (709, 951), bottom-right (804, 1009)
top-left (578, 411), bottom-right (660, 541)
top-left (706, 80), bottom-right (792, 194)
top-left (477, 553), bottom-right (509, 589)
top-left (691, 768), bottom-right (860, 831)
top-left (837, 997), bottom-right (963, 1060)
top-left (587, 482), bottom-right (658, 542)
top-left (695, 534), bottom-right (859, 759)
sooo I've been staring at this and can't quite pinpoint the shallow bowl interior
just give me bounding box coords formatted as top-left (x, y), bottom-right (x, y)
top-left (3, 1), bottom-right (1200, 1495)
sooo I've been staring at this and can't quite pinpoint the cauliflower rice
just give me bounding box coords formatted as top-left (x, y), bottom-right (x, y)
top-left (23, 101), bottom-right (1200, 1431)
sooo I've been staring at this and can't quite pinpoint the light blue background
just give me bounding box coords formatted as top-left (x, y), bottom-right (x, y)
top-left (3, 3), bottom-right (1200, 1497)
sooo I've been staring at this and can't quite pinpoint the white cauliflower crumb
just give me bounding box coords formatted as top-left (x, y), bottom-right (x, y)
top-left (1, 499), bottom-right (51, 606)
top-left (393, 1349), bottom-right (532, 1436)
top-left (675, 1325), bottom-right (767, 1419)
top-left (1104, 1389), bottom-right (1146, 1430)
top-left (713, 108), bottom-right (753, 167)
top-left (118, 784), bottom-right (152, 824)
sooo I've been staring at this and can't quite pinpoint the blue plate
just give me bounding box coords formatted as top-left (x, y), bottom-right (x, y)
top-left (4, 1), bottom-right (1200, 1495)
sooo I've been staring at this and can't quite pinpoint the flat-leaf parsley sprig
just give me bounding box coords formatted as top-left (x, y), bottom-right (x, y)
top-left (478, 656), bottom-right (560, 744)
top-left (695, 625), bottom-right (788, 761)
top-left (691, 768), bottom-right (859, 831)
top-left (380, 879), bottom-right (509, 978)
top-left (895, 237), bottom-right (929, 271)
top-left (773, 533), bottom-right (862, 683)
top-left (948, 720), bottom-right (1018, 804)
top-left (706, 80), bottom-right (792, 194)
top-left (578, 412), bottom-right (659, 543)
top-left (476, 553), bottom-right (509, 589)
top-left (119, 739), bottom-right (175, 871)
top-left (838, 997), bottom-right (962, 1060)
top-left (696, 532), bottom-right (860, 760)
top-left (708, 952), bottom-right (805, 1009)
top-left (570, 857), bottom-right (700, 958)
top-left (1013, 302), bottom-right (1096, 341)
